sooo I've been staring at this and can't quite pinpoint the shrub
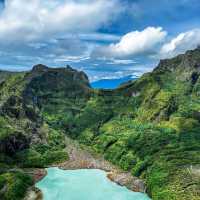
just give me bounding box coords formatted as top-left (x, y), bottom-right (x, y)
top-left (0, 172), bottom-right (33, 200)
top-left (119, 151), bottom-right (137, 170)
top-left (132, 158), bottom-right (149, 177)
top-left (43, 150), bottom-right (69, 164)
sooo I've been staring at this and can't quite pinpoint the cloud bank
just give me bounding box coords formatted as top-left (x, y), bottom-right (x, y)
top-left (0, 0), bottom-right (120, 43)
top-left (93, 27), bottom-right (167, 59)
top-left (160, 29), bottom-right (200, 58)
top-left (0, 0), bottom-right (122, 71)
top-left (93, 27), bottom-right (200, 61)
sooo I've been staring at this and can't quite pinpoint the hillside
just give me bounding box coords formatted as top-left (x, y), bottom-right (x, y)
top-left (0, 49), bottom-right (200, 200)
top-left (69, 48), bottom-right (200, 200)
top-left (0, 65), bottom-right (91, 199)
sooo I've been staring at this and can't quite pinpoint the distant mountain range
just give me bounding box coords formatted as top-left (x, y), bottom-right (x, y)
top-left (91, 75), bottom-right (137, 89)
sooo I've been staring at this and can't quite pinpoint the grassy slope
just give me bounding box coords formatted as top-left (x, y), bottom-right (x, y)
top-left (65, 49), bottom-right (200, 200)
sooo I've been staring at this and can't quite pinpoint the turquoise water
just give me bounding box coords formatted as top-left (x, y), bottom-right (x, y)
top-left (36, 167), bottom-right (150, 200)
top-left (91, 75), bottom-right (136, 89)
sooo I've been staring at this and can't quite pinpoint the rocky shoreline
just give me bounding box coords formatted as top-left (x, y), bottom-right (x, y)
top-left (24, 137), bottom-right (147, 200)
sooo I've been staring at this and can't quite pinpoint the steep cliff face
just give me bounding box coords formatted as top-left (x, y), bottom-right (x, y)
top-left (112, 48), bottom-right (200, 122)
top-left (154, 47), bottom-right (200, 74)
top-left (0, 64), bottom-right (91, 159)
top-left (23, 64), bottom-right (92, 130)
top-left (24, 64), bottom-right (91, 109)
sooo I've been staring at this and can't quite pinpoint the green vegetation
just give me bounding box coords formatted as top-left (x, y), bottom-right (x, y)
top-left (0, 171), bottom-right (33, 200)
top-left (1, 49), bottom-right (200, 199)
top-left (68, 48), bottom-right (200, 199)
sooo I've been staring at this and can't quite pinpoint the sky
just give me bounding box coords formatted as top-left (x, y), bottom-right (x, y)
top-left (0, 0), bottom-right (200, 81)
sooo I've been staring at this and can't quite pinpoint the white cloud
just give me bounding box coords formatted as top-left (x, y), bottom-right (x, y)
top-left (87, 64), bottom-right (153, 82)
top-left (0, 0), bottom-right (120, 43)
top-left (77, 33), bottom-right (120, 42)
top-left (54, 55), bottom-right (90, 63)
top-left (160, 29), bottom-right (200, 58)
top-left (106, 59), bottom-right (137, 65)
top-left (0, 0), bottom-right (122, 71)
top-left (93, 27), bottom-right (167, 59)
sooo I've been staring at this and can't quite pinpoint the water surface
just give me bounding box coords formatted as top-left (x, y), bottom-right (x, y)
top-left (36, 167), bottom-right (150, 200)
top-left (91, 75), bottom-right (137, 89)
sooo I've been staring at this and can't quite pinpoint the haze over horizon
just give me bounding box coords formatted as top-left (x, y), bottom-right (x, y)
top-left (0, 0), bottom-right (200, 81)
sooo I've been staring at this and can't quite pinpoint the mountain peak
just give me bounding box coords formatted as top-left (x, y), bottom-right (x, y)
top-left (32, 64), bottom-right (49, 72)
top-left (154, 47), bottom-right (200, 75)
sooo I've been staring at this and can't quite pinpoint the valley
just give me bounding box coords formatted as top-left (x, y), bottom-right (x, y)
top-left (0, 48), bottom-right (200, 200)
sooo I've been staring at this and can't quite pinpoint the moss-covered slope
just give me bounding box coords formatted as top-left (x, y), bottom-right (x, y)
top-left (69, 48), bottom-right (200, 200)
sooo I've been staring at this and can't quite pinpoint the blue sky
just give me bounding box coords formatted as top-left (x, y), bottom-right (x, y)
top-left (0, 0), bottom-right (200, 81)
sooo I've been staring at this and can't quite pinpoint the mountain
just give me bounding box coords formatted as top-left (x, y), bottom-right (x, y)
top-left (0, 64), bottom-right (91, 199)
top-left (0, 49), bottom-right (200, 200)
top-left (91, 75), bottom-right (137, 89)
